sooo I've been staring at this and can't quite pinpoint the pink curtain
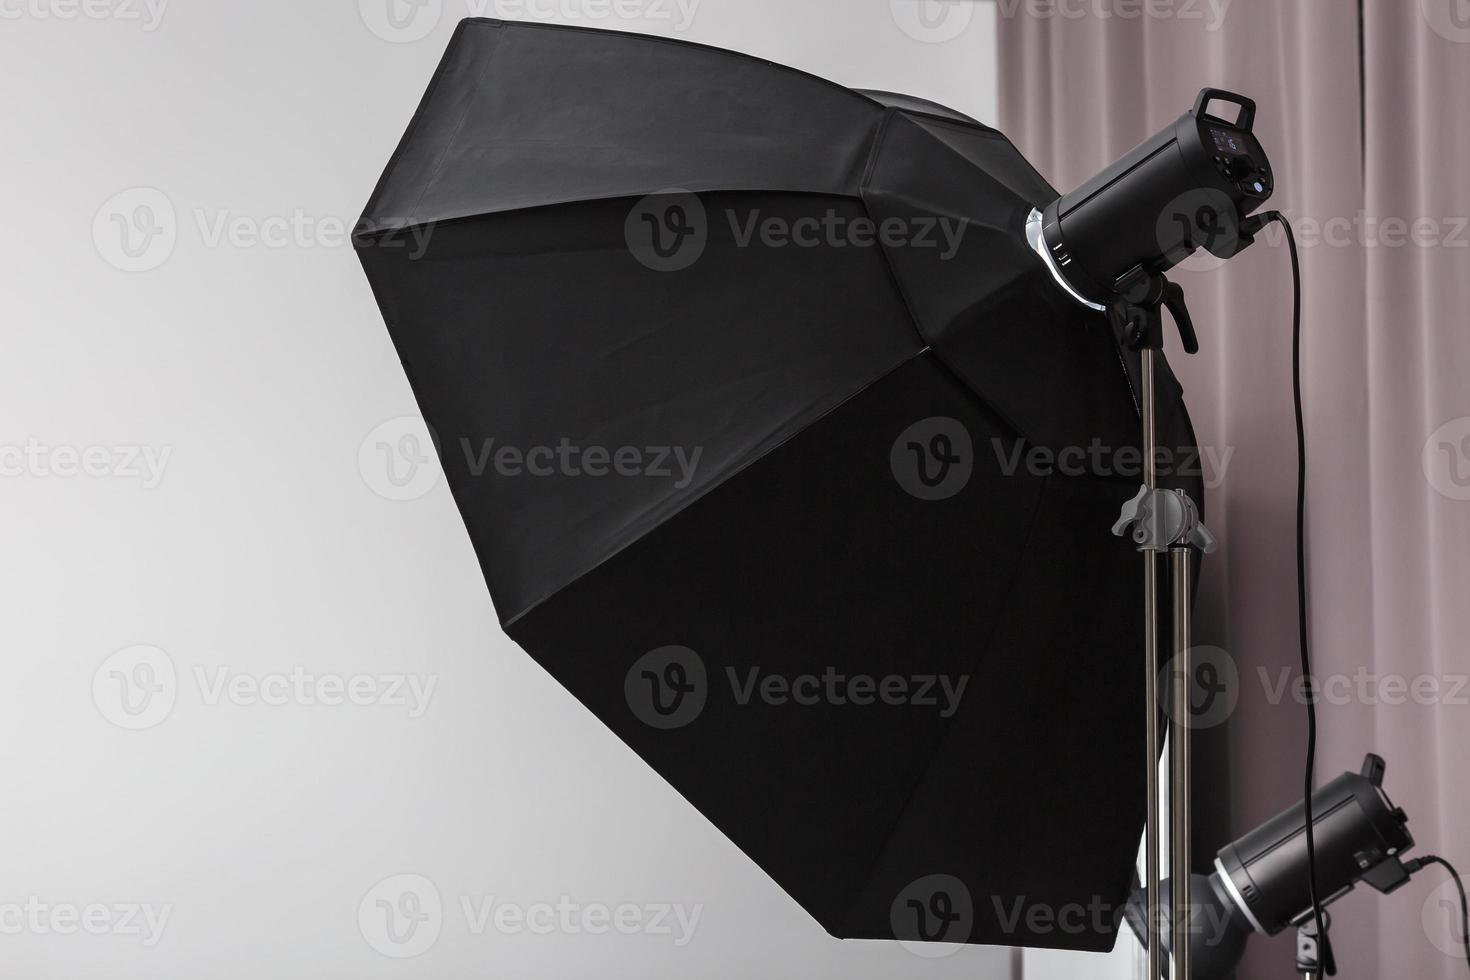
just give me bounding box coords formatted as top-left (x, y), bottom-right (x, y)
top-left (1000, 2), bottom-right (1470, 977)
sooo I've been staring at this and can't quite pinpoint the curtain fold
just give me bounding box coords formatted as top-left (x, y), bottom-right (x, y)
top-left (1358, 4), bottom-right (1470, 977)
top-left (1001, 3), bottom-right (1469, 977)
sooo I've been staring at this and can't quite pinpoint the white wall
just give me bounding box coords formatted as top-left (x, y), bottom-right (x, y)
top-left (0, 1), bottom-right (1037, 978)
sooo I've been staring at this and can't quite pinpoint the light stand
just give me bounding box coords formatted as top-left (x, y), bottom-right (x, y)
top-left (1041, 87), bottom-right (1470, 980)
top-left (1031, 86), bottom-right (1272, 978)
top-left (1107, 272), bottom-right (1216, 980)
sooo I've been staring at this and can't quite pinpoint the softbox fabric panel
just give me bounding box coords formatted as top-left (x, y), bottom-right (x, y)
top-left (356, 19), bottom-right (1204, 953)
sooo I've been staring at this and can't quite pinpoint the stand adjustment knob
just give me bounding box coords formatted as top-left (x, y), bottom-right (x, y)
top-left (1112, 485), bottom-right (1217, 554)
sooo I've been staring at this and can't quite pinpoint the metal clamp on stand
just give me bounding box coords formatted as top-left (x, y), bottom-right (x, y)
top-left (1108, 269), bottom-right (1212, 980)
top-left (1114, 486), bottom-right (1217, 554)
top-left (1296, 912), bottom-right (1334, 980)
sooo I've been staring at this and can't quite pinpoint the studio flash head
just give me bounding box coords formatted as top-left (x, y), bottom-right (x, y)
top-left (1034, 88), bottom-right (1275, 308)
top-left (1214, 753), bottom-right (1415, 937)
top-left (1125, 755), bottom-right (1419, 980)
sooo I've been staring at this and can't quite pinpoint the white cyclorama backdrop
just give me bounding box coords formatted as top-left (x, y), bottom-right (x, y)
top-left (0, 1), bottom-right (1159, 979)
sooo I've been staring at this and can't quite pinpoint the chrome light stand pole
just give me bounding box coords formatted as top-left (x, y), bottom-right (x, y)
top-left (1108, 272), bottom-right (1216, 980)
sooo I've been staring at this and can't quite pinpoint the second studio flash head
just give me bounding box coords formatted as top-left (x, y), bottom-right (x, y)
top-left (1125, 755), bottom-right (1419, 980)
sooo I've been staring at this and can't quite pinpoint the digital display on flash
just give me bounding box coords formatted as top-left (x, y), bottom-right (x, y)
top-left (1210, 126), bottom-right (1245, 155)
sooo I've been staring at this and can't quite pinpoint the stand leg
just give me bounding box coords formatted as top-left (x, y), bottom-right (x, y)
top-left (1141, 350), bottom-right (1163, 980)
top-left (1145, 551), bottom-right (1161, 979)
top-left (1171, 546), bottom-right (1193, 980)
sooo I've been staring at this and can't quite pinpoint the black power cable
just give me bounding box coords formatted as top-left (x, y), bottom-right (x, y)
top-left (1407, 855), bottom-right (1470, 974)
top-left (1225, 209), bottom-right (1469, 978)
top-left (1260, 209), bottom-right (1334, 972)
top-left (1256, 212), bottom-right (1470, 978)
